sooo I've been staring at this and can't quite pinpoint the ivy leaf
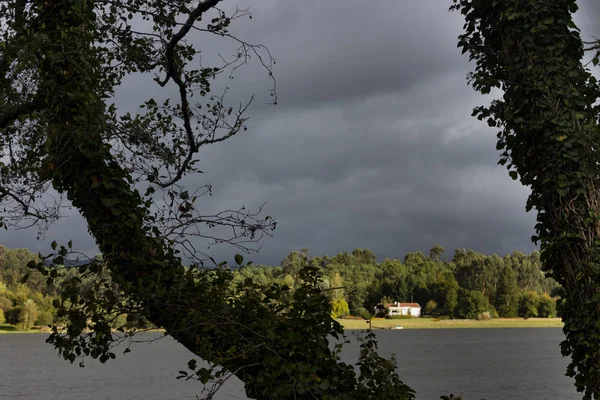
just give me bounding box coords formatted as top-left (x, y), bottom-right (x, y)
top-left (234, 254), bottom-right (244, 266)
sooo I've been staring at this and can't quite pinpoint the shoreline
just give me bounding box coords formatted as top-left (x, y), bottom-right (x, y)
top-left (1, 319), bottom-right (564, 334)
top-left (337, 317), bottom-right (564, 330)
top-left (0, 325), bottom-right (167, 334)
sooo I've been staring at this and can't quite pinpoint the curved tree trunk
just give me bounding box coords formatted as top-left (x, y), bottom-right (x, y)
top-left (33, 1), bottom-right (361, 399)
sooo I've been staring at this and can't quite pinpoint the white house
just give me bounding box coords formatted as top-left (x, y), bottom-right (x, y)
top-left (385, 302), bottom-right (421, 317)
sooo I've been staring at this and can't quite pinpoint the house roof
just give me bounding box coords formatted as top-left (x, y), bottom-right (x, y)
top-left (399, 303), bottom-right (421, 308)
top-left (385, 302), bottom-right (421, 308)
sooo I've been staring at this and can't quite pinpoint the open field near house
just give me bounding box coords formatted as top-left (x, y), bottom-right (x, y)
top-left (337, 317), bottom-right (564, 330)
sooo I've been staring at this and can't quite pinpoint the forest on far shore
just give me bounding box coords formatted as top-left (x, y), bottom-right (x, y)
top-left (0, 244), bottom-right (560, 331)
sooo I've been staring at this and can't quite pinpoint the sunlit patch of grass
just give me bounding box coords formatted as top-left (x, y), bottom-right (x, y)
top-left (0, 324), bottom-right (45, 333)
top-left (336, 317), bottom-right (564, 330)
top-left (0, 324), bottom-right (18, 332)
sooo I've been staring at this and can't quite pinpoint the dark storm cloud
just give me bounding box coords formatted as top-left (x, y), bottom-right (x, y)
top-left (194, 67), bottom-right (537, 265)
top-left (7, 0), bottom-right (598, 266)
top-left (250, 1), bottom-right (465, 110)
top-left (206, 0), bottom-right (468, 112)
top-left (576, 0), bottom-right (600, 38)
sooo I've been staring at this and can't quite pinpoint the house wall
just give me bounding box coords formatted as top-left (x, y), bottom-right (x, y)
top-left (388, 307), bottom-right (421, 317)
top-left (388, 307), bottom-right (402, 315)
top-left (410, 307), bottom-right (421, 317)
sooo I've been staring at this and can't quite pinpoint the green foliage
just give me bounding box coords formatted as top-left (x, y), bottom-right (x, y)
top-left (424, 299), bottom-right (438, 315)
top-left (328, 271), bottom-right (345, 302)
top-left (429, 244), bottom-right (445, 262)
top-left (495, 266), bottom-right (519, 317)
top-left (429, 271), bottom-right (459, 316)
top-left (5, 307), bottom-right (21, 325)
top-left (353, 331), bottom-right (416, 400)
top-left (0, 308), bottom-right (5, 325)
top-left (518, 292), bottom-right (540, 319)
top-left (537, 294), bottom-right (557, 318)
top-left (17, 299), bottom-right (38, 330)
top-left (354, 307), bottom-right (372, 320)
top-left (0, 296), bottom-right (12, 313)
top-left (35, 310), bottom-right (53, 326)
top-left (331, 298), bottom-right (350, 319)
top-left (452, 0), bottom-right (600, 396)
top-left (456, 289), bottom-right (490, 319)
top-left (108, 314), bottom-right (129, 330)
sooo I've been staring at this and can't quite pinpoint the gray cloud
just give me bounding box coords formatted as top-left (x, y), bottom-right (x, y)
top-left (4, 0), bottom-right (600, 266)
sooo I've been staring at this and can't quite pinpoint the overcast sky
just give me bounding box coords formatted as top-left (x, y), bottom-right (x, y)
top-left (2, 0), bottom-right (600, 266)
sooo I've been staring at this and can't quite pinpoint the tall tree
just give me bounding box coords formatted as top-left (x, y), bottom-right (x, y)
top-left (376, 258), bottom-right (412, 304)
top-left (452, 1), bottom-right (600, 395)
top-left (429, 244), bottom-right (446, 263)
top-left (0, 1), bottom-right (415, 399)
top-left (495, 265), bottom-right (519, 318)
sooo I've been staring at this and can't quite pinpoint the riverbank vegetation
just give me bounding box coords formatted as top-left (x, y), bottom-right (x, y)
top-left (237, 246), bottom-right (560, 322)
top-left (0, 245), bottom-right (560, 332)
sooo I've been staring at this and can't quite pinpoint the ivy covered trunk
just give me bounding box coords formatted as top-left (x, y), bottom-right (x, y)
top-left (452, 0), bottom-right (600, 398)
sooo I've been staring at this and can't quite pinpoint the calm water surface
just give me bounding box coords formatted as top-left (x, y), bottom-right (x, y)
top-left (0, 328), bottom-right (577, 400)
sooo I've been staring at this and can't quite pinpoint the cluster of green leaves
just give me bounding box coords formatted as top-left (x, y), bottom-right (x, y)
top-left (451, 0), bottom-right (600, 397)
top-left (0, 247), bottom-right (57, 330)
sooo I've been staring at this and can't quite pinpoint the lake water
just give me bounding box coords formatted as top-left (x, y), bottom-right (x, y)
top-left (0, 328), bottom-right (578, 400)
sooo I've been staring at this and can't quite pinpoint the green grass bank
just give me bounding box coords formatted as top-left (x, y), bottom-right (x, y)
top-left (337, 317), bottom-right (564, 330)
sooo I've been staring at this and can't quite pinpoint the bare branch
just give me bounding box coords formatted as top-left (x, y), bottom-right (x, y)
top-left (584, 37), bottom-right (600, 52)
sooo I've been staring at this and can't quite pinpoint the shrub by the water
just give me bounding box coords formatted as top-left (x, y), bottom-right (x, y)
top-left (424, 299), bottom-right (438, 316)
top-left (0, 296), bottom-right (12, 313)
top-left (537, 294), bottom-right (557, 318)
top-left (476, 311), bottom-right (491, 321)
top-left (17, 299), bottom-right (38, 330)
top-left (35, 310), bottom-right (53, 326)
top-left (355, 306), bottom-right (372, 320)
top-left (330, 298), bottom-right (350, 319)
top-left (518, 292), bottom-right (540, 318)
top-left (5, 306), bottom-right (21, 325)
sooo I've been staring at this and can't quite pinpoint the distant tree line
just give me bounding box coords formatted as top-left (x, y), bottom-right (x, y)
top-left (0, 246), bottom-right (150, 330)
top-left (232, 246), bottom-right (560, 321)
top-left (0, 245), bottom-right (560, 331)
